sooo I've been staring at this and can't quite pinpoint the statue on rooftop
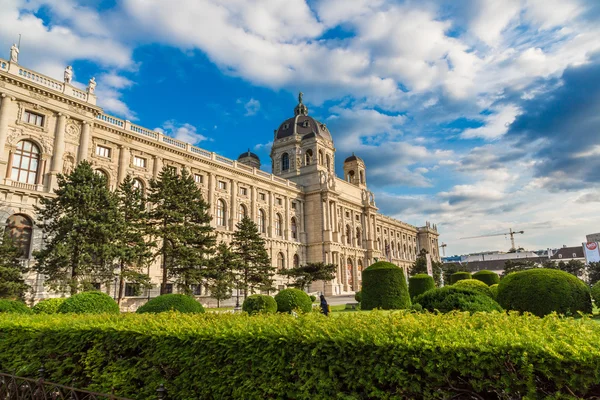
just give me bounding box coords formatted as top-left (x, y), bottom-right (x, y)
top-left (64, 66), bottom-right (73, 84)
top-left (10, 44), bottom-right (18, 64)
top-left (298, 91), bottom-right (303, 104)
top-left (87, 77), bottom-right (96, 94)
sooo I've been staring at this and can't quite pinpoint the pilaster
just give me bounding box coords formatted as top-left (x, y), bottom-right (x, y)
top-left (77, 121), bottom-right (91, 163)
top-left (0, 95), bottom-right (15, 177)
top-left (48, 113), bottom-right (68, 190)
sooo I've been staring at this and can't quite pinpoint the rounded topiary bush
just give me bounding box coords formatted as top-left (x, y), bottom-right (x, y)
top-left (409, 274), bottom-right (435, 299)
top-left (274, 288), bottom-right (312, 313)
top-left (489, 284), bottom-right (499, 300)
top-left (0, 299), bottom-right (31, 314)
top-left (453, 279), bottom-right (493, 297)
top-left (361, 261), bottom-right (411, 310)
top-left (413, 286), bottom-right (502, 314)
top-left (310, 295), bottom-right (317, 303)
top-left (473, 270), bottom-right (500, 286)
top-left (497, 268), bottom-right (592, 317)
top-left (242, 294), bottom-right (277, 315)
top-left (450, 272), bottom-right (472, 284)
top-left (591, 282), bottom-right (600, 306)
top-left (355, 291), bottom-right (362, 303)
top-left (58, 291), bottom-right (119, 314)
top-left (32, 298), bottom-right (66, 314)
top-left (137, 294), bottom-right (205, 314)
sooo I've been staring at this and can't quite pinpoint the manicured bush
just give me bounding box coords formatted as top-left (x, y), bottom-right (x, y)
top-left (409, 274), bottom-right (435, 299)
top-left (361, 261), bottom-right (411, 310)
top-left (136, 294), bottom-right (204, 314)
top-left (414, 286), bottom-right (502, 314)
top-left (0, 312), bottom-right (599, 399)
top-left (591, 282), bottom-right (600, 306)
top-left (242, 294), bottom-right (277, 315)
top-left (32, 298), bottom-right (66, 314)
top-left (497, 269), bottom-right (592, 317)
top-left (473, 270), bottom-right (500, 286)
top-left (57, 291), bottom-right (119, 314)
top-left (453, 279), bottom-right (493, 298)
top-left (489, 284), bottom-right (499, 301)
top-left (309, 295), bottom-right (317, 303)
top-left (450, 271), bottom-right (472, 284)
top-left (354, 291), bottom-right (362, 303)
top-left (274, 288), bottom-right (312, 313)
top-left (0, 299), bottom-right (31, 314)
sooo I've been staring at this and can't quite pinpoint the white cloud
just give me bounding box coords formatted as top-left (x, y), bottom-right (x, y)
top-left (469, 0), bottom-right (521, 47)
top-left (156, 121), bottom-right (210, 144)
top-left (461, 105), bottom-right (521, 140)
top-left (241, 98), bottom-right (260, 116)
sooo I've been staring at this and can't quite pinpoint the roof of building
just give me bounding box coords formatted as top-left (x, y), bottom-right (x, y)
top-left (550, 246), bottom-right (584, 260)
top-left (344, 153), bottom-right (363, 163)
top-left (274, 92), bottom-right (332, 141)
top-left (238, 149), bottom-right (260, 160)
top-left (444, 256), bottom-right (548, 273)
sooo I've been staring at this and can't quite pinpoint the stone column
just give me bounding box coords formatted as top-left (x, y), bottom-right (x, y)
top-left (250, 186), bottom-right (256, 220)
top-left (152, 156), bottom-right (162, 178)
top-left (117, 145), bottom-right (129, 183)
top-left (284, 196), bottom-right (290, 240)
top-left (77, 121), bottom-right (91, 163)
top-left (0, 95), bottom-right (15, 167)
top-left (268, 190), bottom-right (273, 237)
top-left (49, 113), bottom-right (68, 190)
top-left (230, 179), bottom-right (237, 230)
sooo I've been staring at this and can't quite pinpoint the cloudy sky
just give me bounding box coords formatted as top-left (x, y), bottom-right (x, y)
top-left (2, 0), bottom-right (599, 255)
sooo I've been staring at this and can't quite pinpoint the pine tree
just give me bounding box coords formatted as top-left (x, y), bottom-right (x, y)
top-left (231, 216), bottom-right (274, 299)
top-left (280, 262), bottom-right (336, 291)
top-left (114, 175), bottom-right (154, 305)
top-left (206, 242), bottom-right (238, 307)
top-left (34, 161), bottom-right (121, 295)
top-left (0, 234), bottom-right (29, 299)
top-left (410, 249), bottom-right (442, 286)
top-left (147, 166), bottom-right (215, 294)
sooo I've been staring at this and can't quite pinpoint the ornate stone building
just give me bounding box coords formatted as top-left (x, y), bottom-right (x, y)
top-left (0, 49), bottom-right (439, 305)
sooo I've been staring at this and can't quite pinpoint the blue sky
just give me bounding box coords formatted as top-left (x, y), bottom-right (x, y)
top-left (2, 0), bottom-right (600, 255)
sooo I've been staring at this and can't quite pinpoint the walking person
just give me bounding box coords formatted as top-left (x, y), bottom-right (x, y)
top-left (320, 294), bottom-right (329, 316)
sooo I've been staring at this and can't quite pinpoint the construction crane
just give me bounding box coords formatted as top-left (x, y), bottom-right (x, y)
top-left (439, 243), bottom-right (447, 257)
top-left (460, 228), bottom-right (524, 252)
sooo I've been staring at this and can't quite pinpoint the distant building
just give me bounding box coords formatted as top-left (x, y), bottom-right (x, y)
top-left (587, 233), bottom-right (600, 243)
top-left (550, 246), bottom-right (585, 263)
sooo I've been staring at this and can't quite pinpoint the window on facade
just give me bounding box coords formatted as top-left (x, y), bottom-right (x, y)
top-left (164, 283), bottom-right (173, 294)
top-left (377, 238), bottom-right (381, 250)
top-left (281, 153), bottom-right (289, 171)
top-left (194, 174), bottom-right (203, 184)
top-left (345, 211), bottom-right (350, 218)
top-left (133, 156), bottom-right (146, 168)
top-left (258, 209), bottom-right (266, 234)
top-left (318, 150), bottom-right (324, 165)
top-left (125, 283), bottom-right (140, 297)
top-left (259, 193), bottom-right (266, 201)
top-left (95, 145), bottom-right (111, 158)
top-left (326, 154), bottom-right (331, 172)
top-left (91, 282), bottom-right (101, 291)
top-left (356, 229), bottom-right (361, 247)
top-left (359, 171), bottom-right (364, 184)
top-left (293, 254), bottom-right (300, 268)
top-left (191, 284), bottom-right (202, 296)
top-left (23, 110), bottom-right (44, 127)
top-left (11, 140), bottom-right (40, 185)
top-left (305, 149), bottom-right (313, 165)
top-left (347, 170), bottom-right (355, 183)
top-left (355, 215), bottom-right (359, 221)
top-left (275, 214), bottom-right (282, 237)
top-left (239, 187), bottom-right (247, 196)
top-left (291, 202), bottom-right (297, 210)
top-left (558, 254), bottom-right (563, 259)
top-left (5, 214), bottom-right (33, 258)
top-left (94, 169), bottom-right (109, 186)
top-left (132, 178), bottom-right (144, 192)
top-left (218, 181), bottom-right (227, 190)
top-left (277, 252), bottom-right (285, 270)
top-left (238, 204), bottom-right (247, 221)
top-left (216, 199), bottom-right (226, 226)
top-left (276, 198), bottom-right (282, 206)
top-left (346, 225), bottom-right (352, 245)
top-left (291, 217), bottom-right (297, 239)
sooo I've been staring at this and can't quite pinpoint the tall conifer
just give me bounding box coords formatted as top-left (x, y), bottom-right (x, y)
top-left (206, 242), bottom-right (238, 307)
top-left (0, 234), bottom-right (29, 299)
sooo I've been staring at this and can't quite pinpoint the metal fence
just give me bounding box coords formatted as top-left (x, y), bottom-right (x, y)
top-left (0, 369), bottom-right (167, 400)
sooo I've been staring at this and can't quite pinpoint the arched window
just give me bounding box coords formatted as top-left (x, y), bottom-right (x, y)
top-left (346, 225), bottom-right (352, 245)
top-left (404, 244), bottom-right (407, 257)
top-left (277, 252), bottom-right (285, 270)
top-left (384, 240), bottom-right (389, 258)
top-left (326, 154), bottom-right (331, 172)
top-left (391, 242), bottom-right (396, 258)
top-left (377, 238), bottom-right (381, 251)
top-left (305, 149), bottom-right (313, 165)
top-left (281, 153), bottom-right (289, 171)
top-left (358, 259), bottom-right (364, 288)
top-left (347, 258), bottom-right (354, 290)
top-left (216, 199), bottom-right (226, 226)
top-left (291, 217), bottom-right (297, 239)
top-left (318, 150), bottom-right (324, 165)
top-left (11, 140), bottom-right (40, 184)
top-left (293, 254), bottom-right (300, 268)
top-left (275, 213), bottom-right (282, 237)
top-left (347, 170), bottom-right (355, 183)
top-left (258, 209), bottom-right (266, 234)
top-left (95, 169), bottom-right (109, 186)
top-left (5, 214), bottom-right (33, 258)
top-left (132, 178), bottom-right (144, 192)
top-left (237, 204), bottom-right (247, 221)
top-left (359, 171), bottom-right (364, 184)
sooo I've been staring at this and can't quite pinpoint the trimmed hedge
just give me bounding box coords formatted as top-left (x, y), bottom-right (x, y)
top-left (57, 292), bottom-right (119, 314)
top-left (409, 274), bottom-right (435, 299)
top-left (32, 298), bottom-right (66, 314)
top-left (354, 291), bottom-right (362, 303)
top-left (137, 294), bottom-right (205, 314)
top-left (0, 299), bottom-right (31, 314)
top-left (591, 282), bottom-right (600, 306)
top-left (361, 262), bottom-right (411, 310)
top-left (309, 295), bottom-right (317, 303)
top-left (489, 284), bottom-right (499, 301)
top-left (453, 279), bottom-right (493, 298)
top-left (0, 312), bottom-right (599, 398)
top-left (450, 272), bottom-right (472, 284)
top-left (473, 270), bottom-right (500, 286)
top-left (274, 289), bottom-right (312, 313)
top-left (242, 294), bottom-right (277, 315)
top-left (414, 286), bottom-right (502, 313)
top-left (497, 268), bottom-right (592, 317)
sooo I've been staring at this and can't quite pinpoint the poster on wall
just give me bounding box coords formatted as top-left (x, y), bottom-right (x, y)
top-left (583, 242), bottom-right (600, 263)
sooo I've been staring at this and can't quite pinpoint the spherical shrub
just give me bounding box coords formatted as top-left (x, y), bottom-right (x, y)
top-left (453, 279), bottom-right (493, 298)
top-left (136, 294), bottom-right (205, 314)
top-left (591, 282), bottom-right (600, 306)
top-left (414, 286), bottom-right (502, 314)
top-left (242, 294), bottom-right (277, 315)
top-left (274, 288), bottom-right (312, 313)
top-left (32, 298), bottom-right (66, 314)
top-left (309, 295), bottom-right (317, 303)
top-left (361, 261), bottom-right (411, 310)
top-left (0, 299), bottom-right (31, 314)
top-left (489, 284), bottom-right (499, 301)
top-left (355, 291), bottom-right (362, 303)
top-left (450, 272), bottom-right (472, 284)
top-left (58, 291), bottom-right (119, 314)
top-left (473, 270), bottom-right (500, 286)
top-left (409, 274), bottom-right (435, 299)
top-left (497, 268), bottom-right (592, 317)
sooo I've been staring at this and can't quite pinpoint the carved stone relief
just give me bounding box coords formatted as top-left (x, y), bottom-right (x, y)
top-left (65, 121), bottom-right (81, 143)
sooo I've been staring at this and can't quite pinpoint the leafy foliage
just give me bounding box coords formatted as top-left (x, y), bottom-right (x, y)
top-left (489, 284), bottom-right (499, 301)
top-left (0, 234), bottom-right (29, 299)
top-left (588, 262), bottom-right (600, 286)
top-left (408, 274), bottom-right (435, 299)
top-left (354, 291), bottom-right (361, 303)
top-left (280, 262), bottom-right (336, 291)
top-left (205, 243), bottom-right (238, 307)
top-left (410, 249), bottom-right (442, 286)
top-left (413, 286), bottom-right (502, 313)
top-left (449, 272), bottom-right (471, 284)
top-left (497, 268), bottom-right (592, 317)
top-left (274, 288), bottom-right (312, 313)
top-left (136, 294), bottom-right (205, 314)
top-left (472, 270), bottom-right (499, 286)
top-left (591, 282), bottom-right (600, 306)
top-left (242, 294), bottom-right (277, 315)
top-left (553, 260), bottom-right (586, 278)
top-left (441, 263), bottom-right (462, 286)
top-left (502, 259), bottom-right (537, 276)
top-left (453, 279), bottom-right (493, 297)
top-left (0, 299), bottom-right (31, 314)
top-left (58, 291), bottom-right (119, 314)
top-left (361, 261), bottom-right (411, 310)
top-left (31, 298), bottom-right (66, 314)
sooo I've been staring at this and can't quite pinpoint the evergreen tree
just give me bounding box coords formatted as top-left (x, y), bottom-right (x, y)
top-left (410, 249), bottom-right (442, 286)
top-left (588, 262), bottom-right (600, 285)
top-left (147, 166), bottom-right (215, 294)
top-left (0, 234), bottom-right (29, 299)
top-left (280, 262), bottom-right (336, 291)
top-left (502, 259), bottom-right (537, 276)
top-left (557, 260), bottom-right (586, 278)
top-left (34, 161), bottom-right (120, 294)
top-left (441, 262), bottom-right (462, 286)
top-left (206, 242), bottom-right (238, 307)
top-left (231, 216), bottom-right (274, 299)
top-left (114, 175), bottom-right (154, 305)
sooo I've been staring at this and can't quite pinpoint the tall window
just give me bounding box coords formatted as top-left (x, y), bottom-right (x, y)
top-left (275, 214), bottom-right (282, 237)
top-left (346, 225), bottom-right (352, 245)
top-left (23, 111), bottom-right (44, 127)
top-left (281, 153), bottom-right (289, 171)
top-left (359, 171), bottom-right (364, 184)
top-left (237, 204), bottom-right (247, 221)
top-left (356, 228), bottom-right (362, 247)
top-left (326, 154), bottom-right (331, 172)
top-left (5, 214), bottom-right (33, 257)
top-left (216, 199), bottom-right (226, 226)
top-left (318, 150), bottom-right (324, 165)
top-left (277, 252), bottom-right (285, 270)
top-left (258, 209), bottom-right (266, 234)
top-left (95, 145), bottom-right (111, 158)
top-left (291, 217), bottom-right (297, 239)
top-left (347, 170), bottom-right (355, 183)
top-left (305, 149), bottom-right (313, 165)
top-left (11, 140), bottom-right (40, 184)
top-left (293, 254), bottom-right (300, 268)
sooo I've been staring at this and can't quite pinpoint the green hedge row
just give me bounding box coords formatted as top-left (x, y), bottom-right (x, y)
top-left (1, 312), bottom-right (599, 398)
